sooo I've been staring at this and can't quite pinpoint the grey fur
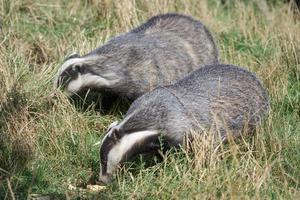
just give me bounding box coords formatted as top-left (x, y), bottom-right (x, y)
top-left (99, 64), bottom-right (269, 183)
top-left (54, 13), bottom-right (219, 99)
top-left (124, 64), bottom-right (269, 139)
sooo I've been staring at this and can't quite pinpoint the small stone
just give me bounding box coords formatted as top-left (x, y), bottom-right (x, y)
top-left (86, 185), bottom-right (106, 193)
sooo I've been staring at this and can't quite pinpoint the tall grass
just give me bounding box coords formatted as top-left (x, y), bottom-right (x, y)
top-left (0, 0), bottom-right (299, 199)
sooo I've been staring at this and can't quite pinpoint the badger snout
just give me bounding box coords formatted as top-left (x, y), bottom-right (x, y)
top-left (98, 173), bottom-right (112, 185)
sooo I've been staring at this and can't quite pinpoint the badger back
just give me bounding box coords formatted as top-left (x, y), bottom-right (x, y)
top-left (130, 13), bottom-right (220, 65)
top-left (167, 64), bottom-right (270, 137)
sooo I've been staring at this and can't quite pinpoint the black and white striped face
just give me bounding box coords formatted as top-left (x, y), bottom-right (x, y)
top-left (54, 53), bottom-right (120, 95)
top-left (99, 118), bottom-right (159, 184)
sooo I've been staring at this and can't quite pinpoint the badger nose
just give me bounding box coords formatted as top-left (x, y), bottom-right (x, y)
top-left (98, 174), bottom-right (112, 185)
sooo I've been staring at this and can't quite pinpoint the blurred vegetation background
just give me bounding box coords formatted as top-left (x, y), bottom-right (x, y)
top-left (0, 0), bottom-right (299, 199)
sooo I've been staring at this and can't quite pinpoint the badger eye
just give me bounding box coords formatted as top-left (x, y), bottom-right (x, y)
top-left (71, 65), bottom-right (82, 73)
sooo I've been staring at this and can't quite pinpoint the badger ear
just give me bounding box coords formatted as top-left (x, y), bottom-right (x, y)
top-left (108, 121), bottom-right (119, 131)
top-left (65, 52), bottom-right (81, 61)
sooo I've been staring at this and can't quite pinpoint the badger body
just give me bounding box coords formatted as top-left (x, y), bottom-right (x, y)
top-left (99, 64), bottom-right (269, 184)
top-left (54, 13), bottom-right (219, 100)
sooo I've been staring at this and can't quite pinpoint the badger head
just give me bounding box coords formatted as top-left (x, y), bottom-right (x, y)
top-left (53, 52), bottom-right (122, 96)
top-left (98, 117), bottom-right (159, 184)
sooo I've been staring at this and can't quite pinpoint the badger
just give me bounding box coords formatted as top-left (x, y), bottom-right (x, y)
top-left (98, 64), bottom-right (269, 184)
top-left (53, 13), bottom-right (219, 100)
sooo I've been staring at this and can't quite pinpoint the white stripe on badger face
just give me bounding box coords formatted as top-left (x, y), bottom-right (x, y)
top-left (65, 73), bottom-right (120, 94)
top-left (55, 56), bottom-right (121, 94)
top-left (104, 130), bottom-right (159, 176)
top-left (59, 58), bottom-right (85, 75)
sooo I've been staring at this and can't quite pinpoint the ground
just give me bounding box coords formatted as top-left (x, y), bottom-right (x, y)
top-left (0, 0), bottom-right (299, 199)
